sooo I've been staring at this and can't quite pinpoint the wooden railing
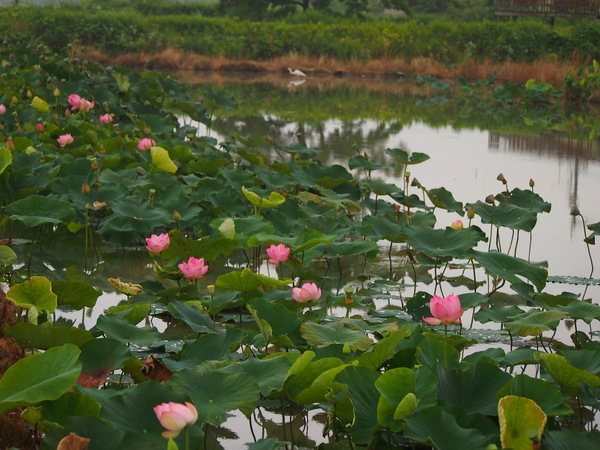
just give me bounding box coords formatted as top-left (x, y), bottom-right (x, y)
top-left (495, 0), bottom-right (600, 17)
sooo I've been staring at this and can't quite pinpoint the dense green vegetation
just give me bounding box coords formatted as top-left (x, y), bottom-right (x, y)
top-left (1, 0), bottom-right (599, 63)
top-left (0, 32), bottom-right (600, 449)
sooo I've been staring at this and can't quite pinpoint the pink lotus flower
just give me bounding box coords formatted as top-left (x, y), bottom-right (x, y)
top-left (68, 94), bottom-right (81, 109)
top-left (153, 401), bottom-right (198, 439)
top-left (99, 113), bottom-right (113, 124)
top-left (423, 293), bottom-right (464, 325)
top-left (68, 94), bottom-right (94, 112)
top-left (137, 137), bottom-right (156, 151)
top-left (0, 104), bottom-right (5, 115)
top-left (79, 99), bottom-right (95, 112)
top-left (178, 256), bottom-right (209, 280)
top-left (146, 233), bottom-right (170, 253)
top-left (451, 220), bottom-right (464, 230)
top-left (57, 134), bottom-right (74, 147)
top-left (292, 282), bottom-right (321, 303)
top-left (266, 243), bottom-right (290, 265)
top-left (36, 123), bottom-right (44, 132)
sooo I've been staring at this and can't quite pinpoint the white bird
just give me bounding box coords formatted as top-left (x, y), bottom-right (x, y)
top-left (287, 67), bottom-right (306, 77)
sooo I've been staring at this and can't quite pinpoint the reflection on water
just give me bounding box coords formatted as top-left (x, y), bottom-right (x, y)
top-left (186, 73), bottom-right (600, 302)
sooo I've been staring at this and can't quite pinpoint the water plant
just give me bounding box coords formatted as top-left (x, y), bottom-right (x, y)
top-left (0, 35), bottom-right (599, 450)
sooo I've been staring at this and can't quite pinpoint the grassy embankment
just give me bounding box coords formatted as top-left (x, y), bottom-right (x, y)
top-left (2, 2), bottom-right (600, 85)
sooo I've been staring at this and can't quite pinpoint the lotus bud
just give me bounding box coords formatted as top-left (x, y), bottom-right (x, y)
top-left (82, 182), bottom-right (91, 195)
top-left (10, 95), bottom-right (17, 104)
top-left (53, 87), bottom-right (60, 97)
top-left (467, 206), bottom-right (475, 219)
top-left (485, 194), bottom-right (495, 204)
top-left (529, 178), bottom-right (535, 188)
top-left (207, 285), bottom-right (215, 296)
top-left (6, 138), bottom-right (14, 151)
top-left (0, 104), bottom-right (5, 115)
top-left (451, 219), bottom-right (464, 230)
top-left (173, 210), bottom-right (181, 222)
top-left (65, 108), bottom-right (71, 117)
top-left (26, 90), bottom-right (32, 98)
top-left (136, 167), bottom-right (146, 176)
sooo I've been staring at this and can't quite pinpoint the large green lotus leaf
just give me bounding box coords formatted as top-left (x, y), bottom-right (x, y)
top-left (558, 300), bottom-right (600, 323)
top-left (348, 154), bottom-right (393, 171)
top-left (404, 405), bottom-right (494, 450)
top-left (78, 338), bottom-right (132, 373)
top-left (238, 355), bottom-right (294, 397)
top-left (497, 374), bottom-right (572, 416)
top-left (471, 250), bottom-right (547, 292)
top-left (247, 298), bottom-right (304, 346)
top-left (437, 361), bottom-right (512, 416)
top-left (532, 292), bottom-right (577, 308)
top-left (502, 348), bottom-right (539, 367)
top-left (168, 367), bottom-right (261, 425)
top-left (537, 353), bottom-right (600, 390)
top-left (560, 348), bottom-right (600, 375)
top-left (247, 229), bottom-right (337, 253)
top-left (0, 245), bottom-right (17, 268)
top-left (427, 187), bottom-right (464, 215)
top-left (360, 214), bottom-right (407, 242)
top-left (301, 321), bottom-right (373, 351)
top-left (7, 276), bottom-right (57, 313)
top-left (504, 310), bottom-right (568, 336)
top-left (166, 300), bottom-right (216, 334)
top-left (188, 156), bottom-right (231, 175)
top-left (458, 292), bottom-right (490, 309)
top-left (319, 240), bottom-right (379, 258)
top-left (0, 147), bottom-right (12, 174)
top-left (242, 186), bottom-right (285, 208)
top-left (334, 365), bottom-right (381, 445)
top-left (285, 357), bottom-right (346, 402)
top-left (499, 395), bottom-right (547, 450)
top-left (150, 146), bottom-right (178, 173)
top-left (162, 230), bottom-right (234, 261)
top-left (52, 280), bottom-right (101, 310)
top-left (470, 200), bottom-right (538, 231)
top-left (181, 328), bottom-right (245, 364)
top-left (415, 338), bottom-right (461, 370)
top-left (215, 268), bottom-right (291, 292)
top-left (101, 381), bottom-right (187, 437)
top-left (361, 179), bottom-right (403, 196)
top-left (94, 314), bottom-right (161, 348)
top-left (375, 367), bottom-right (417, 431)
top-left (293, 362), bottom-right (351, 404)
top-left (106, 304), bottom-right (150, 326)
top-left (385, 148), bottom-right (430, 165)
top-left (211, 215), bottom-right (274, 249)
top-left (543, 430), bottom-right (600, 449)
top-left (4, 322), bottom-right (92, 350)
top-left (407, 225), bottom-right (487, 258)
top-left (474, 304), bottom-right (526, 324)
top-left (496, 187), bottom-right (551, 214)
top-left (356, 325), bottom-right (412, 370)
top-left (41, 391), bottom-right (101, 424)
top-left (6, 195), bottom-right (76, 227)
top-left (0, 344), bottom-right (81, 413)
top-left (104, 200), bottom-right (171, 234)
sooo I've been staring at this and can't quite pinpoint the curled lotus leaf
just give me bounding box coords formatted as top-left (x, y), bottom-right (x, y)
top-left (498, 395), bottom-right (547, 450)
top-left (108, 278), bottom-right (142, 296)
top-left (242, 186), bottom-right (286, 208)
